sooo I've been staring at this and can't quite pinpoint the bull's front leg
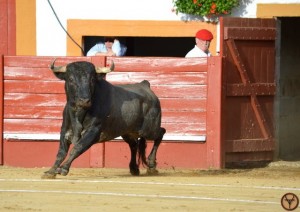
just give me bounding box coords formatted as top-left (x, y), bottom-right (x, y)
top-left (41, 132), bottom-right (71, 179)
top-left (55, 126), bottom-right (101, 176)
top-left (42, 107), bottom-right (72, 179)
top-left (71, 108), bottom-right (86, 144)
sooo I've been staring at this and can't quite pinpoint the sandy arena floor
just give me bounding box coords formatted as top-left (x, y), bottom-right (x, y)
top-left (0, 161), bottom-right (300, 211)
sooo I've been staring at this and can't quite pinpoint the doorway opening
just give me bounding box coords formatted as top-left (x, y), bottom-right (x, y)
top-left (275, 17), bottom-right (300, 160)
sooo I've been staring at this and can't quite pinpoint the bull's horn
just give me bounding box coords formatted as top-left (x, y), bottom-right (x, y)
top-left (49, 58), bottom-right (66, 72)
top-left (95, 61), bottom-right (115, 73)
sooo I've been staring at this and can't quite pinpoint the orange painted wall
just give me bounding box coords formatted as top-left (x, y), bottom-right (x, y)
top-left (15, 0), bottom-right (36, 55)
top-left (257, 4), bottom-right (300, 18)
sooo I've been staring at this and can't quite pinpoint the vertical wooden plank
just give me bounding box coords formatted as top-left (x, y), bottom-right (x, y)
top-left (7, 0), bottom-right (16, 55)
top-left (90, 56), bottom-right (106, 67)
top-left (0, 55), bottom-right (3, 164)
top-left (206, 56), bottom-right (224, 168)
top-left (90, 143), bottom-right (105, 168)
top-left (219, 17), bottom-right (225, 56)
top-left (0, 0), bottom-right (8, 56)
top-left (0, 0), bottom-right (15, 56)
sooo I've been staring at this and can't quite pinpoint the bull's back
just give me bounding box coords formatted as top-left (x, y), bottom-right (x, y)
top-left (104, 80), bottom-right (162, 140)
top-left (127, 80), bottom-right (162, 139)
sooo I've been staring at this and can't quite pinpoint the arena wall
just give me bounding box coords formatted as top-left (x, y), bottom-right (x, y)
top-left (0, 55), bottom-right (222, 169)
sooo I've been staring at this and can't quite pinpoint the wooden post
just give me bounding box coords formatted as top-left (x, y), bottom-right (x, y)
top-left (206, 56), bottom-right (224, 168)
top-left (90, 56), bottom-right (106, 67)
top-left (0, 55), bottom-right (4, 164)
top-left (0, 0), bottom-right (16, 56)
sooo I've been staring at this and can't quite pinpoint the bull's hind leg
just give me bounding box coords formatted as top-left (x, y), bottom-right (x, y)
top-left (147, 127), bottom-right (166, 175)
top-left (122, 135), bottom-right (140, 176)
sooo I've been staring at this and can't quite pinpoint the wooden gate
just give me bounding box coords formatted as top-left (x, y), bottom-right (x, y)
top-left (220, 17), bottom-right (276, 166)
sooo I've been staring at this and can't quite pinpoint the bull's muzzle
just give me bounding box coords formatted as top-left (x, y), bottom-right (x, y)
top-left (76, 98), bottom-right (92, 108)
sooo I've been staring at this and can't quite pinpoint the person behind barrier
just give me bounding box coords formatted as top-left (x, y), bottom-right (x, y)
top-left (185, 29), bottom-right (213, 58)
top-left (86, 37), bottom-right (127, 56)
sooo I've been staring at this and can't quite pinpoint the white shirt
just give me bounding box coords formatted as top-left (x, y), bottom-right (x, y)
top-left (86, 40), bottom-right (127, 56)
top-left (185, 45), bottom-right (211, 58)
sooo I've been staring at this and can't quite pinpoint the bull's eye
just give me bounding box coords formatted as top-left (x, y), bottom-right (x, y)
top-left (91, 77), bottom-right (95, 84)
top-left (68, 76), bottom-right (74, 82)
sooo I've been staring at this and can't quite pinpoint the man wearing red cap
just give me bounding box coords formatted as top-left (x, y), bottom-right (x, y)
top-left (185, 29), bottom-right (213, 57)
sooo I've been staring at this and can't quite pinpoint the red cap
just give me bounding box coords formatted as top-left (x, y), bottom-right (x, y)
top-left (195, 29), bottom-right (213, 41)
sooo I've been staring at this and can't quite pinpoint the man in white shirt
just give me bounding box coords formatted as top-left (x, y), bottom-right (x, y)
top-left (86, 37), bottom-right (127, 56)
top-left (185, 29), bottom-right (213, 58)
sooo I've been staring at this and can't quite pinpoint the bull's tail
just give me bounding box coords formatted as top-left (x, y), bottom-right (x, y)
top-left (137, 137), bottom-right (148, 167)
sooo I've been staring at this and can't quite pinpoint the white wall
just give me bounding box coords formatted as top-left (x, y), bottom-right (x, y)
top-left (37, 0), bottom-right (178, 56)
top-left (36, 0), bottom-right (300, 56)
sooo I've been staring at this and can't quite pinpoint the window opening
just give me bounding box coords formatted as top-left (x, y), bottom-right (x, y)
top-left (83, 36), bottom-right (195, 57)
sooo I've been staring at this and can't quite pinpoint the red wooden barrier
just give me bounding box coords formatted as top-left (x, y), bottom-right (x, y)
top-left (0, 55), bottom-right (3, 164)
top-left (206, 57), bottom-right (223, 168)
top-left (1, 56), bottom-right (223, 169)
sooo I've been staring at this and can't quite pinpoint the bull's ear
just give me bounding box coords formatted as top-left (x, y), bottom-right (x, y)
top-left (96, 73), bottom-right (107, 81)
top-left (95, 61), bottom-right (114, 81)
top-left (53, 72), bottom-right (66, 80)
top-left (95, 61), bottom-right (114, 74)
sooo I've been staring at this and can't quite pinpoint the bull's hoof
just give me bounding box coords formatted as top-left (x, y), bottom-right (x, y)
top-left (55, 167), bottom-right (69, 176)
top-left (129, 163), bottom-right (140, 176)
top-left (146, 168), bottom-right (159, 175)
top-left (41, 172), bottom-right (56, 179)
top-left (130, 168), bottom-right (140, 176)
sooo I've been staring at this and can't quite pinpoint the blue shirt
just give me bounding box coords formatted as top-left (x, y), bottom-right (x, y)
top-left (86, 40), bottom-right (127, 56)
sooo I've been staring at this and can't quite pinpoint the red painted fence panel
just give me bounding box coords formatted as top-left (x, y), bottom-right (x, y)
top-left (1, 56), bottom-right (223, 169)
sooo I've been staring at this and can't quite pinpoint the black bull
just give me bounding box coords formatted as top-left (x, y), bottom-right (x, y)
top-left (42, 60), bottom-right (166, 179)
